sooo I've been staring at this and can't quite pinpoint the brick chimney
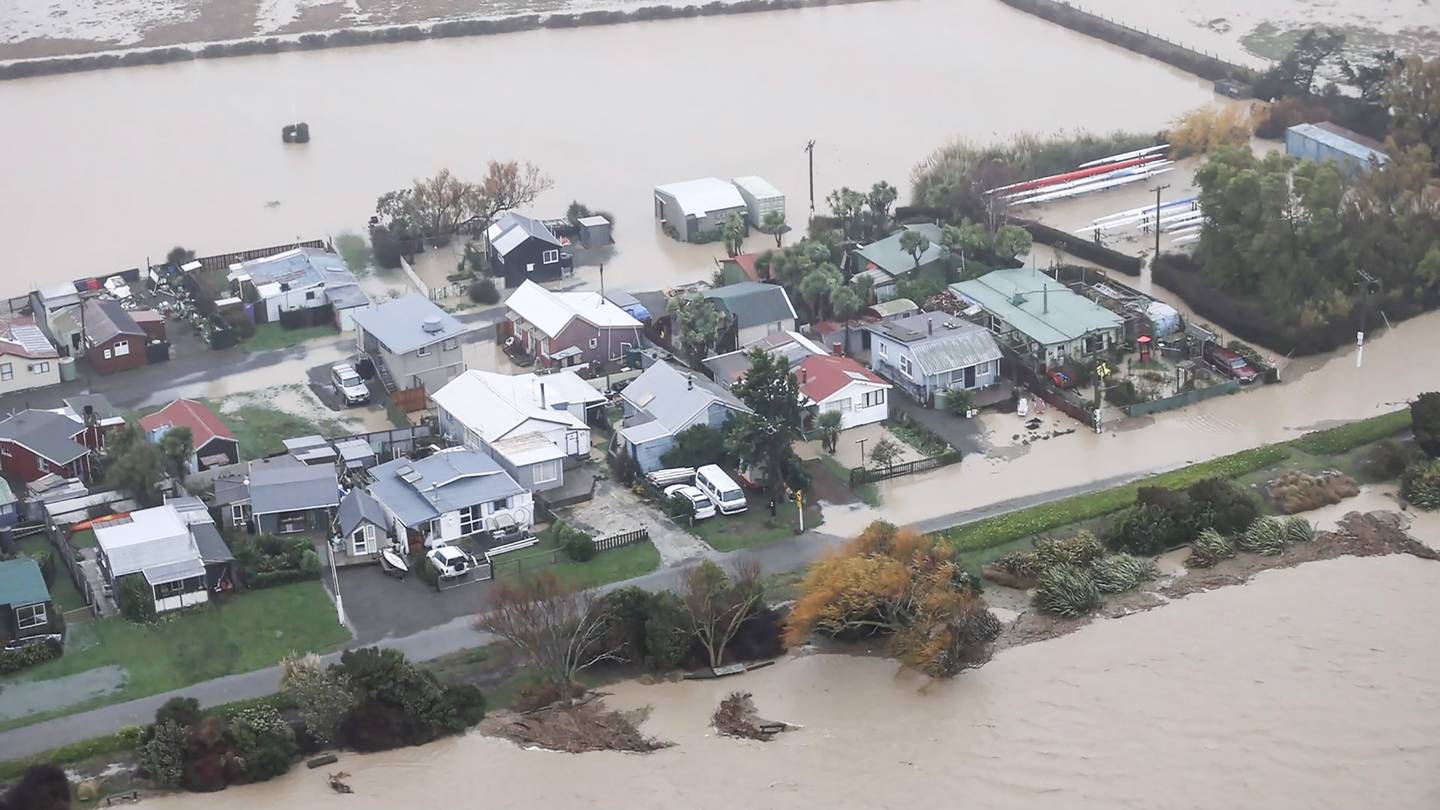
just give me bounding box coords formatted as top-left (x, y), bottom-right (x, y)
top-left (832, 341), bottom-right (843, 356)
top-left (799, 367), bottom-right (808, 385)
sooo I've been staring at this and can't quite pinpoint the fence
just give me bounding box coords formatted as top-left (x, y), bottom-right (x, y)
top-left (398, 256), bottom-right (430, 298)
top-left (194, 240), bottom-right (327, 272)
top-left (850, 452), bottom-right (962, 486)
top-left (1123, 380), bottom-right (1240, 417)
top-left (488, 527), bottom-right (651, 578)
top-left (593, 527), bottom-right (650, 552)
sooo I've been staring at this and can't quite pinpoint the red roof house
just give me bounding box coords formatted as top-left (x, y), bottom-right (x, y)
top-left (140, 399), bottom-right (239, 472)
top-left (796, 354), bottom-right (891, 430)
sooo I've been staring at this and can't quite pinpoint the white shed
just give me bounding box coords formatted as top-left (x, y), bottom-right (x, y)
top-left (732, 176), bottom-right (785, 228)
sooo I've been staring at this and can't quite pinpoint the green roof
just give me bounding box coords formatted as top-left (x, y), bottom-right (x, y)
top-left (0, 558), bottom-right (50, 607)
top-left (951, 268), bottom-right (1123, 347)
top-left (856, 224), bottom-right (946, 276)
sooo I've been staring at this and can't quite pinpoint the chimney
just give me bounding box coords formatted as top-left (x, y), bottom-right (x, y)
top-left (831, 341), bottom-right (843, 356)
top-left (799, 367), bottom-right (808, 384)
top-left (928, 318), bottom-right (934, 336)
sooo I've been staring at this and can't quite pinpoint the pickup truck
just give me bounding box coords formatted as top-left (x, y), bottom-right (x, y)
top-left (1206, 346), bottom-right (1259, 384)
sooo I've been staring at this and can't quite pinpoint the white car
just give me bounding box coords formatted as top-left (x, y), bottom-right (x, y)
top-left (426, 545), bottom-right (479, 579)
top-left (331, 363), bottom-right (370, 406)
top-left (664, 484), bottom-right (717, 520)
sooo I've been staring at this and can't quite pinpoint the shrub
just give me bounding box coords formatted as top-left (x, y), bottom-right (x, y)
top-left (1413, 392), bottom-right (1440, 458)
top-left (154, 697), bottom-right (203, 730)
top-left (1034, 564), bottom-right (1102, 617)
top-left (1091, 554), bottom-right (1158, 594)
top-left (1282, 516), bottom-right (1314, 545)
top-left (30, 549), bottom-right (56, 586)
top-left (1267, 470), bottom-right (1360, 514)
top-left (550, 522), bottom-right (596, 562)
top-left (943, 388), bottom-right (974, 417)
top-left (228, 704), bottom-right (298, 782)
top-left (0, 639), bottom-right (62, 675)
top-left (181, 714), bottom-right (237, 792)
top-left (1105, 380), bottom-right (1145, 406)
top-left (1237, 516), bottom-right (1287, 555)
top-left (1187, 528), bottom-right (1235, 568)
top-left (1362, 439), bottom-right (1414, 481)
top-left (1168, 103), bottom-right (1252, 157)
top-left (118, 573), bottom-right (156, 622)
top-left (1034, 530), bottom-right (1106, 571)
top-left (138, 721), bottom-right (188, 787)
top-left (247, 569), bottom-right (319, 589)
top-left (1185, 477), bottom-right (1260, 535)
top-left (1108, 503), bottom-right (1185, 555)
top-left (280, 653), bottom-right (355, 745)
top-left (298, 549), bottom-right (322, 577)
top-left (469, 278), bottom-right (500, 305)
top-left (335, 647), bottom-right (483, 752)
top-left (665, 492), bottom-right (696, 521)
top-left (0, 763), bottom-right (70, 810)
top-left (1401, 459), bottom-right (1440, 510)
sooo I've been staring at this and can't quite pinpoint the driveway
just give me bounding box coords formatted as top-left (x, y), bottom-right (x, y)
top-left (334, 560), bottom-right (496, 644)
top-left (890, 397), bottom-right (988, 456)
top-left (560, 480), bottom-right (710, 565)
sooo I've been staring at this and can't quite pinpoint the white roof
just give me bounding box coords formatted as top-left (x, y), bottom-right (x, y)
top-left (654, 177), bottom-right (746, 217)
top-left (93, 505), bottom-right (201, 579)
top-left (732, 175), bottom-right (783, 199)
top-left (505, 280), bottom-right (642, 338)
top-left (492, 227), bottom-right (529, 256)
top-left (433, 369), bottom-right (590, 443)
top-left (492, 433), bottom-right (567, 466)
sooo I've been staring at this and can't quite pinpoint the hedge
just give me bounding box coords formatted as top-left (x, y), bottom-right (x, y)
top-left (0, 639), bottom-right (63, 675)
top-left (247, 569), bottom-right (320, 590)
top-left (1292, 409), bottom-right (1412, 455)
top-left (1017, 218), bottom-right (1142, 276)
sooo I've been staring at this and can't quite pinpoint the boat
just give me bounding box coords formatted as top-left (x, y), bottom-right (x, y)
top-left (379, 546), bottom-right (409, 579)
top-left (1004, 161), bottom-right (1173, 204)
top-left (1011, 167), bottom-right (1173, 205)
top-left (984, 154), bottom-right (1164, 196)
top-left (1076, 143), bottom-right (1170, 169)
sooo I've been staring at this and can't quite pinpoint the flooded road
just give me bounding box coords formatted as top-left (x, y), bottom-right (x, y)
top-left (140, 552), bottom-right (1440, 810)
top-left (0, 0), bottom-right (1217, 293)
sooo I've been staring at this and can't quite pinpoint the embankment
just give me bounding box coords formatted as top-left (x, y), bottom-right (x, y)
top-left (0, 0), bottom-right (888, 82)
top-left (995, 0), bottom-right (1252, 83)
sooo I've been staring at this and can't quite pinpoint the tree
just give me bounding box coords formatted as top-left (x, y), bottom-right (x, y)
top-left (727, 349), bottom-right (808, 504)
top-left (1389, 56), bottom-right (1440, 169)
top-left (867, 181), bottom-right (898, 222)
top-left (1342, 48), bottom-right (1401, 105)
top-left (825, 187), bottom-right (866, 239)
top-left (102, 422), bottom-right (166, 506)
top-left (158, 427), bottom-right (193, 483)
top-left (815, 410), bottom-right (843, 454)
top-left (992, 224), bottom-right (1032, 261)
top-left (680, 560), bottom-right (766, 669)
top-left (336, 647), bottom-right (484, 750)
top-left (798, 264), bottom-right (842, 321)
top-left (939, 221), bottom-right (988, 275)
top-left (760, 209), bottom-right (787, 248)
top-left (722, 211), bottom-right (747, 257)
top-left (475, 160), bottom-right (554, 230)
top-left (786, 522), bottom-right (1001, 677)
top-left (375, 161), bottom-right (552, 242)
top-left (869, 437), bottom-right (903, 469)
top-left (1254, 28), bottom-right (1346, 99)
top-left (280, 653), bottom-right (355, 745)
top-left (660, 424), bottom-right (729, 469)
top-left (1413, 391), bottom-right (1440, 457)
top-left (475, 573), bottom-right (618, 704)
top-left (165, 246), bottom-right (196, 267)
top-left (0, 764), bottom-right (70, 810)
top-left (672, 293), bottom-right (727, 362)
top-left (829, 284), bottom-right (862, 351)
top-left (898, 229), bottom-right (931, 270)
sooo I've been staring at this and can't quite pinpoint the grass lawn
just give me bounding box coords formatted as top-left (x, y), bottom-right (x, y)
top-left (817, 453), bottom-right (879, 507)
top-left (18, 536), bottom-right (89, 613)
top-left (241, 322), bottom-right (340, 353)
top-left (690, 493), bottom-right (824, 552)
top-left (219, 402), bottom-right (347, 459)
top-left (66, 528), bottom-right (98, 549)
top-left (487, 532), bottom-right (660, 590)
top-left (0, 581), bottom-right (350, 732)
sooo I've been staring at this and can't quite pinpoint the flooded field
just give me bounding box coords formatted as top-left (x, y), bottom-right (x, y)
top-left (139, 552), bottom-right (1440, 810)
top-left (0, 0), bottom-right (1217, 293)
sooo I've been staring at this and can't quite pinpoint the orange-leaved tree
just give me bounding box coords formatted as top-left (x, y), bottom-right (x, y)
top-left (786, 521), bottom-right (1001, 677)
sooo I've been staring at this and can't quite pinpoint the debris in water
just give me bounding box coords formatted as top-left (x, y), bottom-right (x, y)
top-left (328, 772), bottom-right (352, 794)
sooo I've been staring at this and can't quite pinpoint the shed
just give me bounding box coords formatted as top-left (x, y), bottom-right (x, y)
top-left (577, 215), bottom-right (612, 248)
top-left (653, 178), bottom-right (748, 242)
top-left (335, 438), bottom-right (377, 472)
top-left (1284, 122), bottom-right (1389, 176)
top-left (731, 176), bottom-right (785, 228)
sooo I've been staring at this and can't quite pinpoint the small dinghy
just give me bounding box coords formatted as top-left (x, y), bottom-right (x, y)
top-left (380, 546), bottom-right (409, 580)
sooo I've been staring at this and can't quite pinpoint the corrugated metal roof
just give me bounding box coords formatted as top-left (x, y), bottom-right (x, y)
top-left (855, 224), bottom-right (946, 276)
top-left (1290, 122), bottom-right (1389, 162)
top-left (248, 457), bottom-right (339, 515)
top-left (0, 410), bottom-right (87, 465)
top-left (337, 488), bottom-right (388, 536)
top-left (93, 505), bottom-right (201, 579)
top-left (0, 558), bottom-right (49, 607)
top-left (732, 175), bottom-right (783, 200)
top-left (620, 361), bottom-right (748, 439)
top-left (143, 557), bottom-right (206, 585)
top-left (367, 449), bottom-right (523, 528)
top-left (703, 282), bottom-right (797, 329)
top-left (654, 177), bottom-right (746, 217)
top-left (951, 269), bottom-right (1123, 347)
top-left (351, 295), bottom-right (468, 354)
top-left (505, 280), bottom-right (641, 337)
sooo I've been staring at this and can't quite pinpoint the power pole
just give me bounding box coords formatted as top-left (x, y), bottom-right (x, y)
top-left (1149, 183), bottom-right (1170, 265)
top-left (804, 140), bottom-right (817, 218)
top-left (1354, 268), bottom-right (1380, 369)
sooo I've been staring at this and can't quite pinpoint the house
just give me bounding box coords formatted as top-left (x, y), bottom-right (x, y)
top-left (486, 212), bottom-right (573, 288)
top-left (703, 282), bottom-right (798, 349)
top-left (865, 311), bottom-right (1004, 405)
top-left (352, 295), bottom-right (469, 400)
top-left (433, 369), bottom-right (603, 493)
top-left (0, 315), bottom-right (60, 394)
top-left (616, 361), bottom-right (750, 473)
top-left (166, 495), bottom-right (236, 592)
top-left (717, 252), bottom-right (765, 285)
top-left (704, 331), bottom-right (827, 389)
top-left (93, 506), bottom-right (213, 614)
top-left (796, 353), bottom-right (891, 430)
top-left (139, 399), bottom-right (240, 472)
top-left (210, 474), bottom-right (252, 530)
top-left (654, 178), bottom-right (748, 241)
top-left (333, 487), bottom-right (393, 566)
top-left (504, 280), bottom-right (644, 369)
top-left (0, 479), bottom-right (18, 527)
top-left (853, 224), bottom-right (948, 301)
top-left (228, 247), bottom-right (370, 330)
top-left (247, 456), bottom-right (340, 536)
top-left (0, 408), bottom-right (110, 483)
top-left (367, 448), bottom-right (532, 551)
top-left (83, 298), bottom-right (148, 374)
top-left (1285, 122), bottom-right (1389, 176)
top-left (31, 283), bottom-right (84, 357)
top-left (732, 176), bottom-right (785, 228)
top-left (0, 558), bottom-right (57, 644)
top-left (951, 268), bottom-right (1124, 369)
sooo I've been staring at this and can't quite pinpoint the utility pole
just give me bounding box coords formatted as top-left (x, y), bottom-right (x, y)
top-left (1353, 268), bottom-right (1380, 369)
top-left (804, 140), bottom-right (817, 218)
top-left (1149, 183), bottom-right (1170, 265)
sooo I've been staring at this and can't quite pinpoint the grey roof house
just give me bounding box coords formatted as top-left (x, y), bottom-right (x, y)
top-left (0, 557), bottom-right (57, 644)
top-left (227, 247), bottom-right (371, 331)
top-left (702, 282), bottom-right (799, 350)
top-left (352, 294), bottom-right (469, 401)
top-left (367, 448), bottom-right (533, 551)
top-left (166, 495), bottom-right (236, 590)
top-left (951, 268), bottom-right (1124, 370)
top-left (247, 456), bottom-right (340, 536)
top-left (704, 330), bottom-right (827, 389)
top-left (865, 311), bottom-right (1004, 406)
top-left (853, 224), bottom-right (947, 301)
top-left (617, 361), bottom-right (750, 473)
top-left (334, 488), bottom-right (393, 566)
top-left (486, 212), bottom-right (573, 288)
top-left (92, 505), bottom-right (219, 614)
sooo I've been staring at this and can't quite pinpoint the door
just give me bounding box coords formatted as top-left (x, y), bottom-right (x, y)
top-left (565, 430), bottom-right (582, 457)
top-left (964, 365), bottom-right (976, 388)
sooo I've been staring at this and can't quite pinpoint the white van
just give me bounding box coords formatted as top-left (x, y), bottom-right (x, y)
top-left (695, 465), bottom-right (747, 515)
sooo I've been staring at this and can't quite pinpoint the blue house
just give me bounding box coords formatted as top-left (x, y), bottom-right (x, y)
top-left (616, 362), bottom-right (750, 472)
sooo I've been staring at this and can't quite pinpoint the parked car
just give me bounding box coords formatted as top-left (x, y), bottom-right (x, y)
top-left (1206, 346), bottom-right (1259, 384)
top-left (331, 362), bottom-right (371, 405)
top-left (695, 465), bottom-right (748, 515)
top-left (663, 483), bottom-right (717, 520)
top-left (426, 545), bottom-right (480, 579)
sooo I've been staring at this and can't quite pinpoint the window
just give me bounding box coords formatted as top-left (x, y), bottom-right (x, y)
top-left (442, 337), bottom-right (458, 351)
top-left (102, 349), bottom-right (112, 360)
top-left (230, 503), bottom-right (249, 527)
top-left (15, 603), bottom-right (46, 630)
top-left (459, 504), bottom-right (484, 536)
top-left (833, 398), bottom-right (852, 412)
top-left (32, 362), bottom-right (50, 374)
top-left (305, 290), bottom-right (318, 301)
top-left (154, 579), bottom-right (186, 599)
top-left (277, 511), bottom-right (308, 534)
top-left (899, 356), bottom-right (913, 377)
top-left (416, 344), bottom-right (430, 357)
top-left (114, 341), bottom-right (130, 357)
top-left (862, 389), bottom-right (887, 408)
top-left (526, 263), bottom-right (535, 273)
top-left (877, 342), bottom-right (887, 357)
top-left (353, 525), bottom-right (374, 556)
top-left (588, 337), bottom-right (598, 349)
top-left (542, 249), bottom-right (559, 264)
top-left (490, 497), bottom-right (509, 511)
top-left (533, 460), bottom-right (559, 484)
top-left (0, 363), bottom-right (10, 381)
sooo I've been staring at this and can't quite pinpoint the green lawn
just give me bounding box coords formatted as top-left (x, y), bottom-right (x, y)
top-left (0, 581), bottom-right (350, 732)
top-left (67, 528), bottom-right (97, 549)
top-left (18, 536), bottom-right (89, 613)
top-left (241, 322), bottom-right (340, 353)
top-left (690, 493), bottom-right (823, 552)
top-left (488, 532), bottom-right (660, 590)
top-left (219, 402), bottom-right (347, 459)
top-left (817, 453), bottom-right (879, 506)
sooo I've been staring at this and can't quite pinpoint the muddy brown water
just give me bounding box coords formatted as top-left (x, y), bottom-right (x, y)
top-left (138, 553), bottom-right (1440, 809)
top-left (0, 0), bottom-right (1217, 292)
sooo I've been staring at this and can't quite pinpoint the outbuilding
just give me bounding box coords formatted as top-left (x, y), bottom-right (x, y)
top-left (1284, 122), bottom-right (1389, 176)
top-left (654, 178), bottom-right (748, 241)
top-left (83, 299), bottom-right (148, 374)
top-left (731, 176), bottom-right (785, 228)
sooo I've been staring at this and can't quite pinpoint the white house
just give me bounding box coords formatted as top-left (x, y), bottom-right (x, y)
top-left (796, 353), bottom-right (892, 430)
top-left (702, 282), bottom-right (799, 349)
top-left (367, 448), bottom-right (533, 550)
top-left (0, 315), bottom-right (60, 395)
top-left (653, 177), bottom-right (748, 242)
top-left (227, 248), bottom-right (370, 331)
top-left (93, 506), bottom-right (210, 614)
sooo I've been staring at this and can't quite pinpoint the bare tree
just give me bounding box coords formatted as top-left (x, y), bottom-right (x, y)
top-left (408, 168), bottom-right (474, 238)
top-left (473, 160), bottom-right (554, 230)
top-left (476, 573), bottom-right (618, 704)
top-left (680, 559), bottom-right (766, 669)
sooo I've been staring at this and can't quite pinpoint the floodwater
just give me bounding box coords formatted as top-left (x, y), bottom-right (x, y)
top-left (0, 0), bottom-right (1219, 294)
top-left (141, 552), bottom-right (1440, 810)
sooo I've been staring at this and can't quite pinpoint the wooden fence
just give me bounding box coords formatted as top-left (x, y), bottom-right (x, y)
top-left (594, 527), bottom-right (650, 552)
top-left (489, 527), bottom-right (650, 578)
top-left (850, 452), bottom-right (962, 486)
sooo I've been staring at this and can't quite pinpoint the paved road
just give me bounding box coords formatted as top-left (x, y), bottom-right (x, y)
top-left (0, 462), bottom-right (1162, 762)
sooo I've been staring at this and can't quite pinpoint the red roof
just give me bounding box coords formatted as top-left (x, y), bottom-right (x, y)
top-left (796, 354), bottom-right (888, 403)
top-left (139, 399), bottom-right (235, 447)
top-left (727, 253), bottom-right (764, 282)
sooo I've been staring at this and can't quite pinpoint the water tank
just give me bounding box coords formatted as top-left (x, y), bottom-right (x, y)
top-left (59, 356), bottom-right (77, 382)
